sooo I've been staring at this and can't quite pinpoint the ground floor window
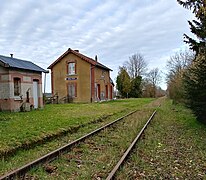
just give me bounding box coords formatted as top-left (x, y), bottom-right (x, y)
top-left (97, 84), bottom-right (100, 100)
top-left (14, 78), bottom-right (21, 96)
top-left (105, 85), bottom-right (108, 99)
top-left (68, 83), bottom-right (77, 98)
top-left (110, 85), bottom-right (113, 99)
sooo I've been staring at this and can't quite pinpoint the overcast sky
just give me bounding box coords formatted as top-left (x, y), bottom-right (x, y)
top-left (0, 0), bottom-right (194, 92)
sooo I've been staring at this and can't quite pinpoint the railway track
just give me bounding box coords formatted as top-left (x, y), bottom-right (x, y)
top-left (0, 107), bottom-right (158, 180)
top-left (106, 110), bottom-right (157, 180)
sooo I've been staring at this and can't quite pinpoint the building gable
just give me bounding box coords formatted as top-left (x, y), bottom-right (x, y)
top-left (48, 48), bottom-right (112, 72)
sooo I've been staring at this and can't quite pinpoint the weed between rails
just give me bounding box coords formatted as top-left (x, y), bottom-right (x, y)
top-left (27, 109), bottom-right (154, 179)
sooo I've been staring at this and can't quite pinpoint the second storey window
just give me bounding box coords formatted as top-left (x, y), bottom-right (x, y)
top-left (68, 62), bottom-right (76, 75)
top-left (14, 78), bottom-right (21, 96)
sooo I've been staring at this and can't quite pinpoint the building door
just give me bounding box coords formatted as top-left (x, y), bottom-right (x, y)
top-left (68, 83), bottom-right (75, 98)
top-left (105, 85), bottom-right (108, 99)
top-left (110, 85), bottom-right (113, 99)
top-left (33, 81), bottom-right (38, 109)
top-left (97, 84), bottom-right (100, 100)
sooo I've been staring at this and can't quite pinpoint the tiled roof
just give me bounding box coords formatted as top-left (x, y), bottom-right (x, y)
top-left (48, 48), bottom-right (112, 71)
top-left (0, 55), bottom-right (47, 73)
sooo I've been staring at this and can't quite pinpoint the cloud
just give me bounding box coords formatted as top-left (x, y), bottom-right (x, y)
top-left (0, 0), bottom-right (194, 91)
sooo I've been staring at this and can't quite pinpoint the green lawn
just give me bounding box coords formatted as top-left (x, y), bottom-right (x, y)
top-left (0, 98), bottom-right (153, 157)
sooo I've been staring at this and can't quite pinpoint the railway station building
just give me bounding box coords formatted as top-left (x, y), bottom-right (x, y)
top-left (48, 48), bottom-right (114, 103)
top-left (0, 54), bottom-right (47, 112)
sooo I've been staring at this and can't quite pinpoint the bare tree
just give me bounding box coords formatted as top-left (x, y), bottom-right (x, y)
top-left (146, 68), bottom-right (162, 97)
top-left (166, 49), bottom-right (195, 102)
top-left (166, 50), bottom-right (194, 83)
top-left (125, 53), bottom-right (147, 78)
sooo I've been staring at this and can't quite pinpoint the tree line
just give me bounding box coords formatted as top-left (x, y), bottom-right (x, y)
top-left (167, 0), bottom-right (206, 124)
top-left (116, 53), bottom-right (164, 99)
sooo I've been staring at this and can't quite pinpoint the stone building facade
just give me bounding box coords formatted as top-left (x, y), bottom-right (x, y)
top-left (0, 54), bottom-right (47, 112)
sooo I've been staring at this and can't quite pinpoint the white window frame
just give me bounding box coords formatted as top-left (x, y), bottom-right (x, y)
top-left (68, 62), bottom-right (76, 75)
top-left (14, 77), bottom-right (21, 96)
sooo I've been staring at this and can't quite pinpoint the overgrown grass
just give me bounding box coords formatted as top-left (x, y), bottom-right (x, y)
top-left (116, 99), bottom-right (206, 179)
top-left (0, 98), bottom-right (153, 157)
top-left (26, 107), bottom-right (156, 179)
top-left (0, 110), bottom-right (129, 175)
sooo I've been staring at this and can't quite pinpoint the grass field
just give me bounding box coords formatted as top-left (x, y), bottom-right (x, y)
top-left (0, 98), bottom-right (153, 157)
top-left (1, 98), bottom-right (205, 179)
top-left (27, 107), bottom-right (155, 179)
top-left (116, 99), bottom-right (206, 179)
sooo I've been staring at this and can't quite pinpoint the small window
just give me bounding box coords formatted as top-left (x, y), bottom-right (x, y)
top-left (68, 62), bottom-right (76, 75)
top-left (14, 78), bottom-right (21, 96)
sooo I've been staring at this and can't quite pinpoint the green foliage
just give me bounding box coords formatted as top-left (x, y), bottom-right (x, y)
top-left (116, 67), bottom-right (131, 98)
top-left (177, 0), bottom-right (206, 123)
top-left (183, 55), bottom-right (206, 123)
top-left (129, 76), bottom-right (142, 98)
top-left (177, 0), bottom-right (206, 54)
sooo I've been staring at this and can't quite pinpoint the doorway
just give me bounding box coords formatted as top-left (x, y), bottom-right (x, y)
top-left (33, 80), bottom-right (38, 109)
top-left (97, 84), bottom-right (100, 100)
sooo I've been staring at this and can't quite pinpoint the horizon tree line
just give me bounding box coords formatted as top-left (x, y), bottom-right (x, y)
top-left (116, 53), bottom-right (163, 98)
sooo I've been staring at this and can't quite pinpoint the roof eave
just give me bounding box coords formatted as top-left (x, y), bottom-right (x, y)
top-left (95, 64), bottom-right (112, 71)
top-left (47, 48), bottom-right (95, 69)
top-left (0, 60), bottom-right (9, 68)
top-left (48, 50), bottom-right (69, 69)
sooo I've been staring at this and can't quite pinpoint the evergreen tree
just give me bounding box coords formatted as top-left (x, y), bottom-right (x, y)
top-left (178, 0), bottom-right (206, 123)
top-left (129, 76), bottom-right (142, 98)
top-left (177, 0), bottom-right (206, 55)
top-left (116, 67), bottom-right (131, 98)
top-left (184, 55), bottom-right (206, 122)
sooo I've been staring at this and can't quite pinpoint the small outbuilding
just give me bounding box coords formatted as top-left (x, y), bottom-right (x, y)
top-left (0, 54), bottom-right (47, 112)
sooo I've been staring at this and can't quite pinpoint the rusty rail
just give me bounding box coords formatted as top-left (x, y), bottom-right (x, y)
top-left (106, 110), bottom-right (157, 180)
top-left (0, 110), bottom-right (138, 180)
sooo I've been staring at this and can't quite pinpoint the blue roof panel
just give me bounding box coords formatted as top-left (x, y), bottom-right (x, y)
top-left (0, 55), bottom-right (47, 73)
